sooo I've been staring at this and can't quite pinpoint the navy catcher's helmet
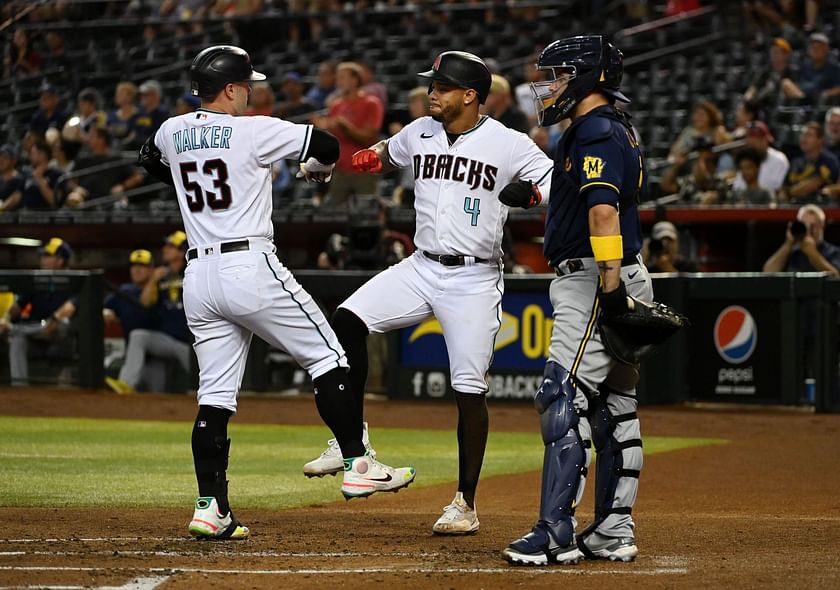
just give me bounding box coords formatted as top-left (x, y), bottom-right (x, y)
top-left (190, 45), bottom-right (266, 99)
top-left (418, 51), bottom-right (492, 104)
top-left (531, 35), bottom-right (629, 126)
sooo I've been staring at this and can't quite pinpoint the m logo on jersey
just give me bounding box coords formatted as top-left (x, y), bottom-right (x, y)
top-left (583, 156), bottom-right (605, 179)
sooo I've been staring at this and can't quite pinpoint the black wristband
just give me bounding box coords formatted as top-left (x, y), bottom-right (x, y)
top-left (598, 280), bottom-right (628, 316)
top-left (499, 180), bottom-right (534, 209)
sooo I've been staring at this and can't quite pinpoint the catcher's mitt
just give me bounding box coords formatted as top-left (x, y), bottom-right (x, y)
top-left (598, 296), bottom-right (689, 365)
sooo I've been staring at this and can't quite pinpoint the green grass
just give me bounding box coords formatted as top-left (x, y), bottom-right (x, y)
top-left (0, 417), bottom-right (726, 509)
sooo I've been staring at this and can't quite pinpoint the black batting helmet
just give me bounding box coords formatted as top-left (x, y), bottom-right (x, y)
top-left (190, 45), bottom-right (266, 99)
top-left (531, 35), bottom-right (629, 126)
top-left (418, 51), bottom-right (492, 104)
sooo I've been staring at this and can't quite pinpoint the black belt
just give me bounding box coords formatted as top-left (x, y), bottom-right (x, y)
top-left (423, 251), bottom-right (487, 266)
top-left (187, 239), bottom-right (250, 261)
top-left (554, 254), bottom-right (639, 277)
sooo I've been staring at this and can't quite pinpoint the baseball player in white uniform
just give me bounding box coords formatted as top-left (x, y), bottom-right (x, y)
top-left (303, 51), bottom-right (553, 535)
top-left (138, 45), bottom-right (415, 540)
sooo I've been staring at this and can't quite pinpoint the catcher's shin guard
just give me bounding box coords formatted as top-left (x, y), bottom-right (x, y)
top-left (584, 382), bottom-right (642, 538)
top-left (534, 362), bottom-right (586, 546)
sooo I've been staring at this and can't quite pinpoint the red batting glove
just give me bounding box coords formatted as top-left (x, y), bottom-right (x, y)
top-left (352, 149), bottom-right (383, 173)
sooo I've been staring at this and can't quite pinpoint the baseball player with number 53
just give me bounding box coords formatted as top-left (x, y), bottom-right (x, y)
top-left (303, 51), bottom-right (553, 535)
top-left (138, 45), bottom-right (415, 540)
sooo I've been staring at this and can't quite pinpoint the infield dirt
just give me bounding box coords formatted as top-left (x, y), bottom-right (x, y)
top-left (1, 388), bottom-right (838, 589)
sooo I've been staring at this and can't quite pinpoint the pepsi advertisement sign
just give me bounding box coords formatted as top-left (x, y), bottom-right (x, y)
top-left (689, 301), bottom-right (780, 401)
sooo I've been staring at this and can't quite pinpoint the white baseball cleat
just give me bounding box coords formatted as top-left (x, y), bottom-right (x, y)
top-left (303, 422), bottom-right (375, 477)
top-left (432, 491), bottom-right (479, 535)
top-left (188, 497), bottom-right (250, 540)
top-left (341, 453), bottom-right (416, 499)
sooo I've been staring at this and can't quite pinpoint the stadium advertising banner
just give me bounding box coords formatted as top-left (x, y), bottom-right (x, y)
top-left (396, 292), bottom-right (552, 400)
top-left (687, 302), bottom-right (782, 402)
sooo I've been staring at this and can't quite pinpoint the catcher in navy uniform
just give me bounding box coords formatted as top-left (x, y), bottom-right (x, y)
top-left (499, 35), bottom-right (684, 566)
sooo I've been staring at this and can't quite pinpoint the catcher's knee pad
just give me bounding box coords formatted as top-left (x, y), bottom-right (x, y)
top-left (534, 362), bottom-right (585, 540)
top-left (588, 384), bottom-right (642, 524)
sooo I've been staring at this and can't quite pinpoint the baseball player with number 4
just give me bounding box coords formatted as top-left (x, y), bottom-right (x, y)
top-left (303, 51), bottom-right (553, 535)
top-left (138, 45), bottom-right (415, 540)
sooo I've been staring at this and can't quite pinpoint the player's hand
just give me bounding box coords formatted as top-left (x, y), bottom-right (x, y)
top-left (498, 180), bottom-right (542, 209)
top-left (598, 280), bottom-right (632, 318)
top-left (351, 149), bottom-right (383, 173)
top-left (296, 157), bottom-right (334, 184)
top-left (152, 266), bottom-right (169, 282)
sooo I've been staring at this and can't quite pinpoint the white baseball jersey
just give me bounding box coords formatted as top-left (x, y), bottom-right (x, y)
top-left (386, 114), bottom-right (553, 259)
top-left (340, 115), bottom-right (553, 394)
top-left (155, 110), bottom-right (312, 246)
top-left (154, 108), bottom-right (346, 412)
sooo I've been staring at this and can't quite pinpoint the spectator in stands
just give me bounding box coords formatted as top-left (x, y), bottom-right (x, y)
top-left (64, 127), bottom-right (145, 207)
top-left (482, 74), bottom-right (530, 134)
top-left (19, 140), bottom-right (63, 210)
top-left (49, 137), bottom-right (80, 173)
top-left (789, 33), bottom-right (840, 104)
top-left (388, 86), bottom-right (430, 207)
top-left (175, 93), bottom-right (200, 115)
top-left (783, 122), bottom-right (840, 202)
top-left (644, 220), bottom-right (698, 273)
top-left (730, 148), bottom-right (774, 204)
top-left (669, 99), bottom-right (731, 162)
top-left (4, 28), bottom-right (41, 78)
top-left (358, 59), bottom-right (389, 111)
top-left (744, 37), bottom-right (800, 109)
top-left (74, 88), bottom-right (108, 142)
top-left (0, 238), bottom-right (77, 386)
top-left (730, 99), bottom-right (762, 140)
top-left (105, 232), bottom-right (192, 394)
top-left (825, 107), bottom-right (840, 160)
top-left (660, 136), bottom-right (728, 204)
top-left (763, 203), bottom-right (840, 276)
top-left (135, 80), bottom-right (170, 145)
top-left (107, 82), bottom-right (142, 150)
top-left (0, 144), bottom-right (24, 213)
top-left (276, 72), bottom-right (315, 120)
top-left (515, 53), bottom-right (546, 127)
top-left (244, 81), bottom-right (275, 117)
top-left (42, 31), bottom-right (69, 71)
top-left (310, 61), bottom-right (384, 206)
top-left (731, 120), bottom-right (789, 199)
top-left (305, 60), bottom-right (337, 110)
top-left (29, 83), bottom-right (68, 136)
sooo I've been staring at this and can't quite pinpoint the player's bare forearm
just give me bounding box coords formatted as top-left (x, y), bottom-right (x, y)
top-left (370, 139), bottom-right (397, 174)
top-left (590, 203), bottom-right (622, 292)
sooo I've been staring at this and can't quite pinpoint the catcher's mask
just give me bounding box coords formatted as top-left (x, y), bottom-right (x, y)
top-left (531, 35), bottom-right (629, 126)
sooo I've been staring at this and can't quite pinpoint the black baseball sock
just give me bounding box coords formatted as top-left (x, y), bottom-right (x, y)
top-left (313, 367), bottom-right (365, 459)
top-left (332, 308), bottom-right (369, 408)
top-left (455, 391), bottom-right (489, 509)
top-left (191, 405), bottom-right (233, 514)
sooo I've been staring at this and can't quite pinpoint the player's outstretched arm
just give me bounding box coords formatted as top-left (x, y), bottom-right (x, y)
top-left (498, 180), bottom-right (543, 209)
top-left (352, 139), bottom-right (397, 175)
top-left (297, 128), bottom-right (339, 183)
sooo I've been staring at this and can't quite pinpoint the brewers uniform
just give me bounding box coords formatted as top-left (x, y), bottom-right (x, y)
top-left (504, 36), bottom-right (651, 566)
top-left (140, 45), bottom-right (414, 541)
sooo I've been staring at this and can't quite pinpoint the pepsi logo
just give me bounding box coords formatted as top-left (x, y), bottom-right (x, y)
top-left (714, 306), bottom-right (757, 364)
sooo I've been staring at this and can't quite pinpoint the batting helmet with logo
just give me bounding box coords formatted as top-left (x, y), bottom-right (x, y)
top-left (531, 35), bottom-right (629, 126)
top-left (417, 51), bottom-right (492, 104)
top-left (190, 45), bottom-right (266, 99)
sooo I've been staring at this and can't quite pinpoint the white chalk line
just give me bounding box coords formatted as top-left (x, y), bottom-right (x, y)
top-left (0, 565), bottom-right (687, 576)
top-left (0, 575), bottom-right (170, 590)
top-left (0, 550), bottom-right (440, 558)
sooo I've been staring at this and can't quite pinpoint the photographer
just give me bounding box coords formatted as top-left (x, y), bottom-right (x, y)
top-left (645, 221), bottom-right (699, 273)
top-left (762, 204), bottom-right (840, 276)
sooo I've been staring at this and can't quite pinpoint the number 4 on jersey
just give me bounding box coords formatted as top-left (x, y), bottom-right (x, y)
top-left (464, 197), bottom-right (480, 226)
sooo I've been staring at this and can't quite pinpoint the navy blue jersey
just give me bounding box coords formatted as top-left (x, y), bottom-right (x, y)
top-left (15, 291), bottom-right (76, 322)
top-left (104, 283), bottom-right (159, 341)
top-left (544, 105), bottom-right (646, 266)
top-left (156, 271), bottom-right (191, 344)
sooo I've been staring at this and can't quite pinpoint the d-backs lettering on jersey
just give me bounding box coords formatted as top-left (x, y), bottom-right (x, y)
top-left (155, 109), bottom-right (312, 247)
top-left (412, 154), bottom-right (498, 191)
top-left (387, 115), bottom-right (552, 260)
top-left (544, 105), bottom-right (646, 265)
